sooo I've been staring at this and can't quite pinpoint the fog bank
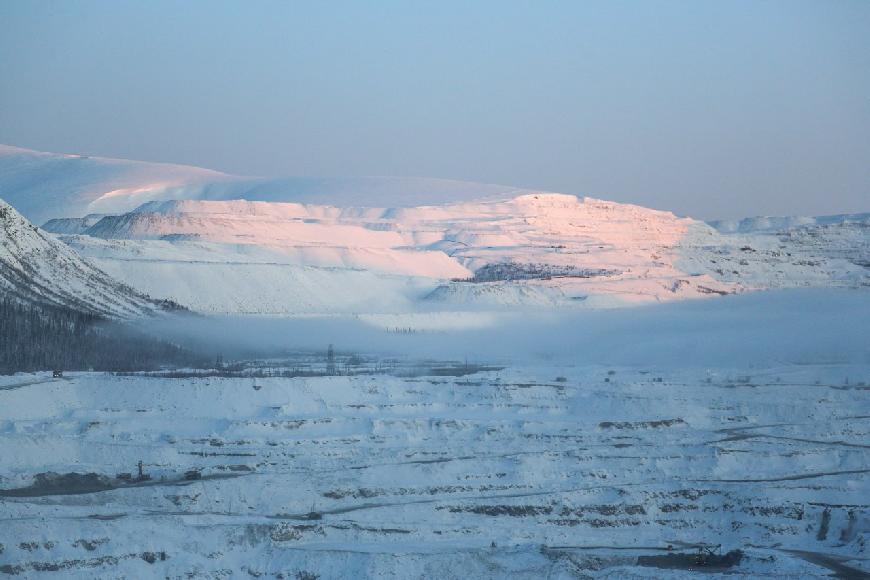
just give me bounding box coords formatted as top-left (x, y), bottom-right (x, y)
top-left (143, 289), bottom-right (870, 369)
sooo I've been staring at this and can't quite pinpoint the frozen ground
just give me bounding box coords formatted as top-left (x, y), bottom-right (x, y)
top-left (1, 359), bottom-right (867, 578)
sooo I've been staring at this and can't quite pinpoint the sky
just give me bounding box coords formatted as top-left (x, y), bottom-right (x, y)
top-left (0, 0), bottom-right (868, 219)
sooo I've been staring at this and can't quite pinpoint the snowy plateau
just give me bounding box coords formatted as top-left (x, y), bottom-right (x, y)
top-left (0, 145), bottom-right (869, 578)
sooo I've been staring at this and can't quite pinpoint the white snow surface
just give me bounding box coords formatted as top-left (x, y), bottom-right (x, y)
top-left (0, 144), bottom-right (531, 224)
top-left (48, 194), bottom-right (870, 318)
top-left (0, 359), bottom-right (867, 578)
top-left (0, 199), bottom-right (160, 317)
top-left (4, 144), bottom-right (868, 320)
top-left (52, 195), bottom-right (743, 316)
top-left (709, 213), bottom-right (870, 234)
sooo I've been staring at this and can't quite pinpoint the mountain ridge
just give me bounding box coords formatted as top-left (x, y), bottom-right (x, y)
top-left (0, 144), bottom-right (536, 223)
top-left (0, 198), bottom-right (174, 318)
top-left (2, 145), bottom-right (867, 321)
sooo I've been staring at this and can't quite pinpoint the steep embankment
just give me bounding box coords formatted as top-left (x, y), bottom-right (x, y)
top-left (0, 199), bottom-right (166, 317)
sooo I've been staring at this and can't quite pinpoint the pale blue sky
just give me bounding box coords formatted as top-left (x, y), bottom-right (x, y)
top-left (1, 0), bottom-right (868, 218)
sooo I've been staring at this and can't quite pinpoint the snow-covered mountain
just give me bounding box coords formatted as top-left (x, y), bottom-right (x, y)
top-left (41, 213), bottom-right (111, 235)
top-left (0, 144), bottom-right (230, 224)
top-left (4, 144), bottom-right (868, 319)
top-left (46, 195), bottom-right (741, 315)
top-left (0, 198), bottom-right (169, 318)
top-left (708, 212), bottom-right (870, 234)
top-left (44, 194), bottom-right (870, 318)
top-left (0, 144), bottom-right (532, 224)
top-left (682, 215), bottom-right (870, 291)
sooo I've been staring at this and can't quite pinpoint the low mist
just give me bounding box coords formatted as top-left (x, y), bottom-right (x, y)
top-left (142, 288), bottom-right (870, 369)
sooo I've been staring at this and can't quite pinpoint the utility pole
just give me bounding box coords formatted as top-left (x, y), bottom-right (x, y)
top-left (326, 344), bottom-right (336, 376)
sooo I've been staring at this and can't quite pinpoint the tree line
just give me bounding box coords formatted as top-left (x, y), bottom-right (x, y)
top-left (0, 298), bottom-right (205, 374)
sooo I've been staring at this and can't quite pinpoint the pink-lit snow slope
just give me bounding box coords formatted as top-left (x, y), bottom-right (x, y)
top-left (58, 195), bottom-right (736, 312)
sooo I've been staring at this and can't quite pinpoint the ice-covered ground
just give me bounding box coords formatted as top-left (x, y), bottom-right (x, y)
top-left (1, 357), bottom-right (867, 578)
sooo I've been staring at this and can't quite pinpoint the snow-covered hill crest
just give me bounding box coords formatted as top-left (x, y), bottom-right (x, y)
top-left (0, 144), bottom-right (533, 224)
